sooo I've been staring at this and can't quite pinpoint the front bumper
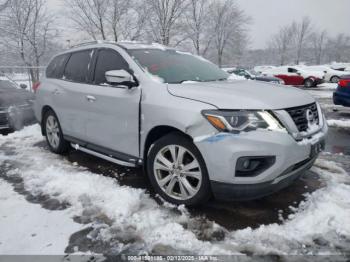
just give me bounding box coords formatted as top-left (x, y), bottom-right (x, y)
top-left (211, 156), bottom-right (317, 201)
top-left (194, 111), bottom-right (328, 200)
top-left (315, 78), bottom-right (325, 86)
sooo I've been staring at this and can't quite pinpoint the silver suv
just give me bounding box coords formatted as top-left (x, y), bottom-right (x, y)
top-left (34, 41), bottom-right (328, 206)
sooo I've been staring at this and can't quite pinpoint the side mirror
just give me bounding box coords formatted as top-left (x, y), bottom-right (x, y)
top-left (20, 84), bottom-right (27, 89)
top-left (105, 70), bottom-right (137, 88)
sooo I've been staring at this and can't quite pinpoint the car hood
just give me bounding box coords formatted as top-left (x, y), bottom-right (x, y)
top-left (167, 80), bottom-right (315, 110)
top-left (0, 88), bottom-right (35, 107)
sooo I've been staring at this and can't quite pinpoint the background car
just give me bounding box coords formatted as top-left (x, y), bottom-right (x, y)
top-left (253, 65), bottom-right (276, 74)
top-left (0, 75), bottom-right (35, 133)
top-left (333, 75), bottom-right (350, 107)
top-left (262, 66), bottom-right (324, 87)
top-left (302, 65), bottom-right (349, 83)
top-left (228, 68), bottom-right (285, 84)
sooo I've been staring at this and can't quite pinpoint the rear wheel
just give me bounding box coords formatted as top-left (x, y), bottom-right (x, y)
top-left (330, 76), bottom-right (340, 83)
top-left (147, 133), bottom-right (211, 206)
top-left (43, 110), bottom-right (69, 154)
top-left (304, 78), bottom-right (314, 88)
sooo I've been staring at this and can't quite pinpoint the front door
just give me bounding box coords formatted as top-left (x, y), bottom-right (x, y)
top-left (84, 48), bottom-right (141, 158)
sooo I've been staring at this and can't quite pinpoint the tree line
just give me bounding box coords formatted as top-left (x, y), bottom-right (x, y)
top-left (268, 16), bottom-right (350, 66)
top-left (0, 0), bottom-right (349, 84)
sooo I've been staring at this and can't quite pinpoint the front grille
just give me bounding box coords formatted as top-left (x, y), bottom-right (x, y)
top-left (285, 103), bottom-right (319, 132)
top-left (0, 112), bottom-right (8, 126)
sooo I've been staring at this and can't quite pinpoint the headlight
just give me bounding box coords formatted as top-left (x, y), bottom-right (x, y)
top-left (202, 110), bottom-right (285, 132)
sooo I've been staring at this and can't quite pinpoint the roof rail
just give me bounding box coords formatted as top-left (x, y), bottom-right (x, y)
top-left (70, 40), bottom-right (117, 49)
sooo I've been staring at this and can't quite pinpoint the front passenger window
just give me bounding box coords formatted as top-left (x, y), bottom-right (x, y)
top-left (94, 49), bottom-right (130, 85)
top-left (63, 50), bottom-right (94, 83)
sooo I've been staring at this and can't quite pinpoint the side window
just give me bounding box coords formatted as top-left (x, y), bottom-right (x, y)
top-left (94, 49), bottom-right (130, 85)
top-left (63, 50), bottom-right (94, 83)
top-left (46, 54), bottom-right (69, 79)
top-left (288, 68), bottom-right (297, 73)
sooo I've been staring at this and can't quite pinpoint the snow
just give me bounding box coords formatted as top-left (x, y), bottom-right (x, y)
top-left (327, 119), bottom-right (350, 128)
top-left (227, 74), bottom-right (246, 81)
top-left (0, 180), bottom-right (82, 255)
top-left (317, 83), bottom-right (338, 90)
top-left (1, 125), bottom-right (350, 255)
top-left (226, 159), bottom-right (350, 255)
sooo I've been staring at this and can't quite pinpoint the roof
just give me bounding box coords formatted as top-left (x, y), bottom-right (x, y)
top-left (70, 40), bottom-right (172, 51)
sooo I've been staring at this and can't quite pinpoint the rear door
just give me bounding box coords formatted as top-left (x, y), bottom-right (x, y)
top-left (53, 49), bottom-right (96, 140)
top-left (83, 48), bottom-right (141, 157)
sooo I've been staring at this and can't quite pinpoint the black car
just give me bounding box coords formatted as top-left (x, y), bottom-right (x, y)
top-left (228, 68), bottom-right (285, 85)
top-left (0, 76), bottom-right (35, 133)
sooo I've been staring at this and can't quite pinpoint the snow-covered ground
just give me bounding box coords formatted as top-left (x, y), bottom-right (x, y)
top-left (0, 82), bottom-right (349, 257)
top-left (0, 181), bottom-right (82, 254)
top-left (1, 124), bottom-right (350, 256)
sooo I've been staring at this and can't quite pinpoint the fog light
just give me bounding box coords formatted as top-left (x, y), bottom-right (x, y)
top-left (243, 160), bottom-right (250, 169)
top-left (236, 156), bottom-right (276, 177)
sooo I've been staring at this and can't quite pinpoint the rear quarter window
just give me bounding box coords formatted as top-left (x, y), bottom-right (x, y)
top-left (63, 49), bottom-right (94, 83)
top-left (46, 54), bottom-right (70, 79)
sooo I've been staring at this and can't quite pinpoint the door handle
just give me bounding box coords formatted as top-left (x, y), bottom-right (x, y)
top-left (86, 95), bottom-right (96, 102)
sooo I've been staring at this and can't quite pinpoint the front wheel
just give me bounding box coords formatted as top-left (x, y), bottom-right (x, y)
top-left (330, 76), bottom-right (340, 83)
top-left (304, 78), bottom-right (314, 88)
top-left (43, 110), bottom-right (69, 154)
top-left (147, 133), bottom-right (211, 206)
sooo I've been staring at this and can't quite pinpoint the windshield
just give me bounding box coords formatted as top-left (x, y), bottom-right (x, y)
top-left (129, 49), bottom-right (229, 84)
top-left (0, 79), bottom-right (18, 89)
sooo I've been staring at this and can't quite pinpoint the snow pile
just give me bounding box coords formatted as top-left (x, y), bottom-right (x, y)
top-left (0, 125), bottom-right (234, 255)
top-left (226, 159), bottom-right (350, 255)
top-left (317, 83), bottom-right (338, 90)
top-left (1, 125), bottom-right (350, 255)
top-left (327, 119), bottom-right (350, 129)
top-left (0, 181), bottom-right (82, 254)
top-left (227, 74), bottom-right (246, 81)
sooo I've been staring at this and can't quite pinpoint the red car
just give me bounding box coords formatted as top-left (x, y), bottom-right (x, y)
top-left (263, 66), bottom-right (324, 87)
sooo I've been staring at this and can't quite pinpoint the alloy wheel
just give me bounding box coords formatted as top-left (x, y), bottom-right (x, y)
top-left (153, 145), bottom-right (202, 200)
top-left (46, 115), bottom-right (60, 149)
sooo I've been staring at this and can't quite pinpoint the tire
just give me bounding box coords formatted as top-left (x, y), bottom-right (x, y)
top-left (330, 76), bottom-right (340, 83)
top-left (147, 133), bottom-right (211, 206)
top-left (304, 78), bottom-right (314, 88)
top-left (43, 110), bottom-right (69, 154)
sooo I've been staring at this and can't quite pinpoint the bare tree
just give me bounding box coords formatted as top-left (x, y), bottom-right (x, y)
top-left (105, 0), bottom-right (131, 41)
top-left (209, 0), bottom-right (250, 67)
top-left (147, 0), bottom-right (188, 46)
top-left (326, 33), bottom-right (350, 62)
top-left (269, 25), bottom-right (294, 65)
top-left (293, 16), bottom-right (313, 64)
top-left (65, 0), bottom-right (147, 42)
top-left (0, 0), bottom-right (55, 84)
top-left (0, 0), bottom-right (9, 11)
top-left (118, 0), bottom-right (149, 41)
top-left (311, 30), bottom-right (327, 64)
top-left (64, 0), bottom-right (109, 40)
top-left (184, 0), bottom-right (211, 55)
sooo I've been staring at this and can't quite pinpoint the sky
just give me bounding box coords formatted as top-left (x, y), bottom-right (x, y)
top-left (48, 0), bottom-right (350, 50)
top-left (236, 0), bottom-right (350, 49)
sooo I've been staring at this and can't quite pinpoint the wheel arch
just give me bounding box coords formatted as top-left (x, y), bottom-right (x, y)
top-left (143, 125), bottom-right (192, 163)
